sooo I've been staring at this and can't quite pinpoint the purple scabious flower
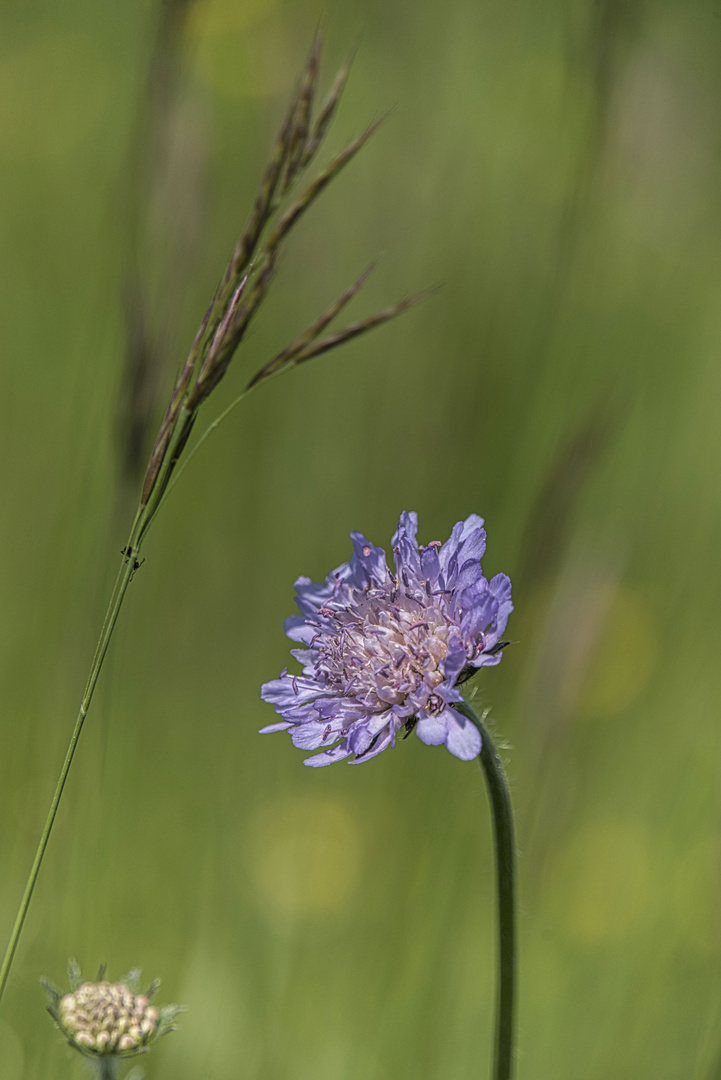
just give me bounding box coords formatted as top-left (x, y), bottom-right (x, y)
top-left (260, 512), bottom-right (513, 766)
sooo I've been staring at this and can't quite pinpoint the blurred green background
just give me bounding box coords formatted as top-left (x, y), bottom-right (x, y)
top-left (1, 0), bottom-right (720, 1076)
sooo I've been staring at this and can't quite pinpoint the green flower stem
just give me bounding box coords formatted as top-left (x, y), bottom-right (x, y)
top-left (453, 699), bottom-right (517, 1080)
top-left (0, 510), bottom-right (145, 1005)
top-left (98, 1059), bottom-right (117, 1080)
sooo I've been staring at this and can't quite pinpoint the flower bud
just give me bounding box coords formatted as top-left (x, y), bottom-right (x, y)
top-left (43, 962), bottom-right (184, 1062)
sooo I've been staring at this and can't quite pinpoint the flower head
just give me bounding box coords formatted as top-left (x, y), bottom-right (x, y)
top-left (261, 512), bottom-right (512, 765)
top-left (43, 961), bottom-right (183, 1063)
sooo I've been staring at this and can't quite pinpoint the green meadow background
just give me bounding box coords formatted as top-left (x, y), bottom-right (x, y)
top-left (1, 0), bottom-right (720, 1076)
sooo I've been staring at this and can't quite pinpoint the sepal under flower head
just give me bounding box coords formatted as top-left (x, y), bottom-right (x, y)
top-left (43, 961), bottom-right (183, 1063)
top-left (261, 511), bottom-right (512, 765)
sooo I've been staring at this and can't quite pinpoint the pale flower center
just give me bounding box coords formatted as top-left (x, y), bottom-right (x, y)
top-left (316, 581), bottom-right (452, 712)
top-left (59, 981), bottom-right (159, 1055)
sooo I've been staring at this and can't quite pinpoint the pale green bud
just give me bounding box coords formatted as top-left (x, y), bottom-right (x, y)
top-left (42, 961), bottom-right (184, 1064)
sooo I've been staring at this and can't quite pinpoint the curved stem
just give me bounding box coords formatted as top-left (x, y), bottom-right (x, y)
top-left (453, 699), bottom-right (517, 1080)
top-left (0, 516), bottom-right (144, 1005)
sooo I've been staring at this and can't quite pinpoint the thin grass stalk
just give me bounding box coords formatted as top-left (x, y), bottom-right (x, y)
top-left (0, 511), bottom-right (142, 1002)
top-left (0, 38), bottom-right (427, 1007)
top-left (118, 0), bottom-right (205, 488)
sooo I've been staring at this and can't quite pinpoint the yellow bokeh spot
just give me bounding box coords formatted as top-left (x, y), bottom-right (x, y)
top-left (184, 0), bottom-right (291, 100)
top-left (245, 794), bottom-right (363, 920)
top-left (671, 837), bottom-right (721, 955)
top-left (0, 30), bottom-right (110, 162)
top-left (545, 821), bottom-right (650, 943)
top-left (575, 586), bottom-right (658, 718)
top-left (185, 0), bottom-right (277, 40)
